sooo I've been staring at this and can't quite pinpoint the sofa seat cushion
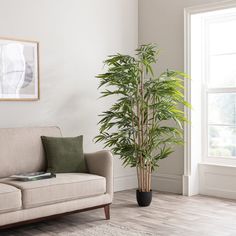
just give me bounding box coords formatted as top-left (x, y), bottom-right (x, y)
top-left (3, 173), bottom-right (106, 209)
top-left (0, 183), bottom-right (22, 213)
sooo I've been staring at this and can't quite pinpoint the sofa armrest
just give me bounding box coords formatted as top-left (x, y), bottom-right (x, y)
top-left (84, 150), bottom-right (113, 200)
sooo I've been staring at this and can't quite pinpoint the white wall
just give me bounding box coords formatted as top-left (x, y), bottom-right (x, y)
top-left (1, 0), bottom-right (230, 194)
top-left (138, 0), bottom-right (226, 193)
top-left (0, 0), bottom-right (138, 191)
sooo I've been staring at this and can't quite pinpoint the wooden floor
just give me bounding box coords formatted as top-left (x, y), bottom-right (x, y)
top-left (1, 190), bottom-right (236, 236)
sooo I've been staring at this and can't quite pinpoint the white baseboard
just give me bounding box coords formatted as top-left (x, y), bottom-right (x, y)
top-left (114, 175), bottom-right (137, 192)
top-left (199, 163), bottom-right (236, 200)
top-left (182, 175), bottom-right (190, 196)
top-left (114, 173), bottom-right (182, 194)
top-left (182, 174), bottom-right (200, 196)
top-left (152, 173), bottom-right (182, 194)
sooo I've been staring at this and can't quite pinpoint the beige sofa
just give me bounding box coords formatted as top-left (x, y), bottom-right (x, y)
top-left (0, 127), bottom-right (113, 229)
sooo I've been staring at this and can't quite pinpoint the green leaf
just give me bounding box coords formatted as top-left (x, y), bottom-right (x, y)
top-left (95, 44), bottom-right (191, 174)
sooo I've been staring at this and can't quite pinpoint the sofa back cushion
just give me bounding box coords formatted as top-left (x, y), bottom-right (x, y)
top-left (0, 126), bottom-right (62, 178)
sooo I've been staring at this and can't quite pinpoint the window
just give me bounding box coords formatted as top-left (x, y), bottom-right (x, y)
top-left (184, 2), bottom-right (236, 196)
top-left (204, 12), bottom-right (236, 160)
top-left (191, 8), bottom-right (236, 164)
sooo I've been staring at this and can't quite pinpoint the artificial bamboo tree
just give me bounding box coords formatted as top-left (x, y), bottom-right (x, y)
top-left (95, 44), bottom-right (190, 201)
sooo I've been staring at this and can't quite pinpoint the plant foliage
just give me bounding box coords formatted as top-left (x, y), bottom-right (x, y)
top-left (95, 44), bottom-right (190, 192)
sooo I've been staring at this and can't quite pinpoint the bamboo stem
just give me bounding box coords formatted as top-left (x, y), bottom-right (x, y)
top-left (136, 79), bottom-right (141, 191)
top-left (136, 167), bottom-right (140, 190)
top-left (149, 165), bottom-right (152, 191)
top-left (141, 66), bottom-right (144, 148)
top-left (141, 165), bottom-right (144, 192)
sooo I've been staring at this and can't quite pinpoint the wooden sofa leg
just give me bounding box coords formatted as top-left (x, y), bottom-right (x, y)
top-left (104, 205), bottom-right (110, 220)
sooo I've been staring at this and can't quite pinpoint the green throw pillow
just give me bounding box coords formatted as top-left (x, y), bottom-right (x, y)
top-left (41, 136), bottom-right (87, 173)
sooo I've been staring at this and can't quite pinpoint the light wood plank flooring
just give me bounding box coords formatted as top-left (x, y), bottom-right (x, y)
top-left (1, 190), bottom-right (236, 236)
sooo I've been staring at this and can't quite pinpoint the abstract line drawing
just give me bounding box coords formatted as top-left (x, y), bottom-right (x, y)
top-left (0, 38), bottom-right (39, 101)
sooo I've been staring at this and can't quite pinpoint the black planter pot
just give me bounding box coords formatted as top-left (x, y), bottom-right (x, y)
top-left (136, 190), bottom-right (152, 207)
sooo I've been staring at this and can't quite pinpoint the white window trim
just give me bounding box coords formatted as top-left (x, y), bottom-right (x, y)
top-left (183, 0), bottom-right (236, 196)
top-left (203, 12), bottom-right (236, 164)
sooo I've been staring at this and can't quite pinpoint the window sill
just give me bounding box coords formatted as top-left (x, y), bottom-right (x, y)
top-left (199, 162), bottom-right (236, 168)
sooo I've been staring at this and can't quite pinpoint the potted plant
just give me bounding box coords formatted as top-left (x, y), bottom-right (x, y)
top-left (95, 44), bottom-right (190, 207)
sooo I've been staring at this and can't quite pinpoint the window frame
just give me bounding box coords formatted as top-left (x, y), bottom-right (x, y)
top-left (184, 1), bottom-right (236, 196)
top-left (202, 14), bottom-right (236, 165)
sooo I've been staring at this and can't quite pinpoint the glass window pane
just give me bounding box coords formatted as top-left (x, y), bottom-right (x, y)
top-left (208, 93), bottom-right (236, 125)
top-left (209, 19), bottom-right (236, 55)
top-left (208, 125), bottom-right (236, 157)
top-left (208, 54), bottom-right (236, 88)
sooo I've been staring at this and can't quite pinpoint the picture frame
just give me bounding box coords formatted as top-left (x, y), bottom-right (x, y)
top-left (0, 37), bottom-right (39, 101)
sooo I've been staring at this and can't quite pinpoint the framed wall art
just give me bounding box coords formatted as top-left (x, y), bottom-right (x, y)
top-left (0, 38), bottom-right (39, 101)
